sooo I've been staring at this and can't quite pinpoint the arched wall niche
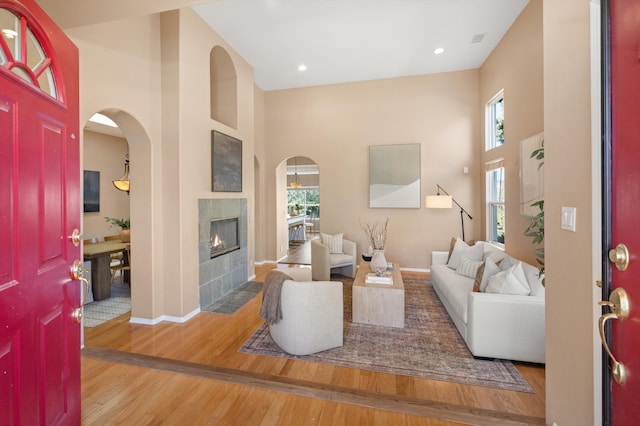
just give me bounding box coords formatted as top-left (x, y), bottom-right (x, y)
top-left (209, 45), bottom-right (237, 128)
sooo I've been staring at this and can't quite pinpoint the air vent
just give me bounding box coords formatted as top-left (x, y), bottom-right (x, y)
top-left (471, 33), bottom-right (485, 44)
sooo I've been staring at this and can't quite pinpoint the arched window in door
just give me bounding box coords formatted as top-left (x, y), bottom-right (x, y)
top-left (0, 8), bottom-right (58, 99)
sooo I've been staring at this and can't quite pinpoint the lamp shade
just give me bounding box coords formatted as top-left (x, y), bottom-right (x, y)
top-left (425, 195), bottom-right (453, 209)
top-left (113, 180), bottom-right (130, 192)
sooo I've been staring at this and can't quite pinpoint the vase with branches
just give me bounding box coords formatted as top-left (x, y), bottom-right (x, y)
top-left (360, 218), bottom-right (389, 276)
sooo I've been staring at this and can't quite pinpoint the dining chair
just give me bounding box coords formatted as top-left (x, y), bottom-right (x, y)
top-left (104, 234), bottom-right (124, 270)
top-left (110, 243), bottom-right (131, 285)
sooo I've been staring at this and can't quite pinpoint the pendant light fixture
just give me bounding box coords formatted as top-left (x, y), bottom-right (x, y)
top-left (290, 156), bottom-right (301, 189)
top-left (113, 154), bottom-right (130, 194)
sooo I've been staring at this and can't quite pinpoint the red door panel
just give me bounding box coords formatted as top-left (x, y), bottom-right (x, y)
top-left (0, 0), bottom-right (80, 424)
top-left (608, 0), bottom-right (640, 424)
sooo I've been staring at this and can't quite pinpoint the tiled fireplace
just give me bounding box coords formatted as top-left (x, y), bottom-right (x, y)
top-left (198, 198), bottom-right (248, 309)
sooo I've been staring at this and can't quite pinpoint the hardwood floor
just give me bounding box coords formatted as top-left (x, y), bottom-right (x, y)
top-left (82, 264), bottom-right (546, 425)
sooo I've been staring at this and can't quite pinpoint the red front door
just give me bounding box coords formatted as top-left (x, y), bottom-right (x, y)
top-left (0, 0), bottom-right (80, 424)
top-left (605, 0), bottom-right (640, 424)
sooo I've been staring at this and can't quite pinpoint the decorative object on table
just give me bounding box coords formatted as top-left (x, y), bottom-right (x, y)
top-left (425, 184), bottom-right (473, 242)
top-left (83, 170), bottom-right (100, 212)
top-left (370, 250), bottom-right (387, 276)
top-left (365, 272), bottom-right (393, 285)
top-left (112, 154), bottom-right (130, 194)
top-left (360, 218), bottom-right (389, 276)
top-left (211, 130), bottom-right (242, 192)
top-left (369, 143), bottom-right (421, 208)
top-left (361, 245), bottom-right (373, 262)
top-left (105, 217), bottom-right (131, 242)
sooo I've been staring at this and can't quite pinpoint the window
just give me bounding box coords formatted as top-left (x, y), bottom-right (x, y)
top-left (486, 161), bottom-right (505, 243)
top-left (485, 90), bottom-right (504, 151)
top-left (0, 8), bottom-right (58, 99)
top-left (287, 188), bottom-right (319, 218)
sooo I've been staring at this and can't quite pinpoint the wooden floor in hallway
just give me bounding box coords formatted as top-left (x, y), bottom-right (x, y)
top-left (81, 264), bottom-right (546, 425)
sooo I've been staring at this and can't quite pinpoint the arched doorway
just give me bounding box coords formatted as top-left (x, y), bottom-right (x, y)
top-left (279, 156), bottom-right (320, 265)
top-left (81, 108), bottom-right (154, 323)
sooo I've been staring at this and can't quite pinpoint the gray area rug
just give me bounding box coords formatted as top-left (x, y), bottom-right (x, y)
top-left (203, 281), bottom-right (263, 315)
top-left (239, 275), bottom-right (533, 393)
top-left (83, 278), bottom-right (131, 328)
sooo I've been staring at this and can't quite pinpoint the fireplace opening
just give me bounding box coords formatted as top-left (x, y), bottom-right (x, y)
top-left (210, 216), bottom-right (240, 259)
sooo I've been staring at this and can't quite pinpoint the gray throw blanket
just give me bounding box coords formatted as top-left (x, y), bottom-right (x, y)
top-left (259, 270), bottom-right (292, 325)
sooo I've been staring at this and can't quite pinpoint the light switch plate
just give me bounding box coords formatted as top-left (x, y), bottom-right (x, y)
top-left (561, 207), bottom-right (576, 232)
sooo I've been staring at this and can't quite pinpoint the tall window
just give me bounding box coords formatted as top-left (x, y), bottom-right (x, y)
top-left (486, 90), bottom-right (504, 151)
top-left (486, 161), bottom-right (505, 243)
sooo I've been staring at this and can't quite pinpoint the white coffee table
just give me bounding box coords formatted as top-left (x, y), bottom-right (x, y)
top-left (352, 263), bottom-right (404, 328)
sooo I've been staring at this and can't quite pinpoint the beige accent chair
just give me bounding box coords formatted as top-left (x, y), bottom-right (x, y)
top-left (311, 238), bottom-right (356, 281)
top-left (268, 268), bottom-right (343, 355)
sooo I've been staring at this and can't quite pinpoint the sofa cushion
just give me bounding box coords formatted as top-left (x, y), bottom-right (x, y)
top-left (447, 239), bottom-right (483, 270)
top-left (431, 264), bottom-right (473, 324)
top-left (456, 256), bottom-right (483, 279)
top-left (329, 253), bottom-right (353, 268)
top-left (321, 233), bottom-right (343, 254)
top-left (485, 262), bottom-right (531, 295)
top-left (473, 257), bottom-right (502, 292)
top-left (519, 261), bottom-right (546, 297)
top-left (447, 237), bottom-right (457, 262)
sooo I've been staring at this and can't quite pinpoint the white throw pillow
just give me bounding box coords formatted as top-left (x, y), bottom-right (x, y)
top-left (320, 233), bottom-right (343, 254)
top-left (520, 261), bottom-right (545, 297)
top-left (456, 256), bottom-right (483, 279)
top-left (447, 239), bottom-right (483, 270)
top-left (485, 262), bottom-right (531, 296)
top-left (479, 257), bottom-right (502, 292)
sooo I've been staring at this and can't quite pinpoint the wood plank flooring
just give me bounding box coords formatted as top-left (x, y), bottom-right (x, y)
top-left (82, 264), bottom-right (546, 425)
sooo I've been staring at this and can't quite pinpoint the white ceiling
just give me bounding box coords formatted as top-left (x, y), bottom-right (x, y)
top-left (193, 0), bottom-right (529, 91)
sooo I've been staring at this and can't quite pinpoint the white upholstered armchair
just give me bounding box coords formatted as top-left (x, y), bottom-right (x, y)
top-left (311, 235), bottom-right (357, 281)
top-left (268, 268), bottom-right (344, 355)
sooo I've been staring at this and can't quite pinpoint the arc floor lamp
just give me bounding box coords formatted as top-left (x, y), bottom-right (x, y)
top-left (425, 184), bottom-right (473, 241)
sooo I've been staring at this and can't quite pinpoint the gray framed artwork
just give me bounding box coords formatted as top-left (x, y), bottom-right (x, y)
top-left (83, 170), bottom-right (100, 212)
top-left (211, 130), bottom-right (242, 192)
top-left (369, 143), bottom-right (421, 208)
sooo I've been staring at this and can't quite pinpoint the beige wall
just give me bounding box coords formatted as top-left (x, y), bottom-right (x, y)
top-left (82, 130), bottom-right (130, 240)
top-left (67, 9), bottom-right (256, 320)
top-left (264, 71), bottom-right (482, 268)
top-left (479, 0), bottom-right (544, 265)
top-left (544, 0), bottom-right (600, 424)
top-left (67, 14), bottom-right (163, 320)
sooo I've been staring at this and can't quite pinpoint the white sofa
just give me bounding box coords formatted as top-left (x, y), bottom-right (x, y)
top-left (430, 241), bottom-right (546, 364)
top-left (268, 268), bottom-right (344, 356)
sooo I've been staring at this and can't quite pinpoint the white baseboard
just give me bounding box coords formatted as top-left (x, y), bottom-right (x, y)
top-left (248, 274), bottom-right (256, 281)
top-left (130, 307), bottom-right (201, 325)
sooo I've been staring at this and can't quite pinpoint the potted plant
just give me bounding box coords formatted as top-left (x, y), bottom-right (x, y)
top-left (524, 140), bottom-right (544, 281)
top-left (105, 217), bottom-right (131, 242)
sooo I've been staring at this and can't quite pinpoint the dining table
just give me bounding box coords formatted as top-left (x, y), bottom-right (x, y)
top-left (83, 240), bottom-right (128, 300)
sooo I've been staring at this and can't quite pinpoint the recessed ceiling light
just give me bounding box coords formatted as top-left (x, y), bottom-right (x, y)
top-left (433, 48), bottom-right (445, 55)
top-left (297, 64), bottom-right (307, 72)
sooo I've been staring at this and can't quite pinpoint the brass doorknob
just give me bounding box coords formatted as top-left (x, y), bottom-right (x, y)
top-left (609, 243), bottom-right (629, 271)
top-left (598, 287), bottom-right (630, 385)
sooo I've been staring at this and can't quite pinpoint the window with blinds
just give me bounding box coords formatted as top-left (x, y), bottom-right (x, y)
top-left (485, 160), bottom-right (505, 243)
